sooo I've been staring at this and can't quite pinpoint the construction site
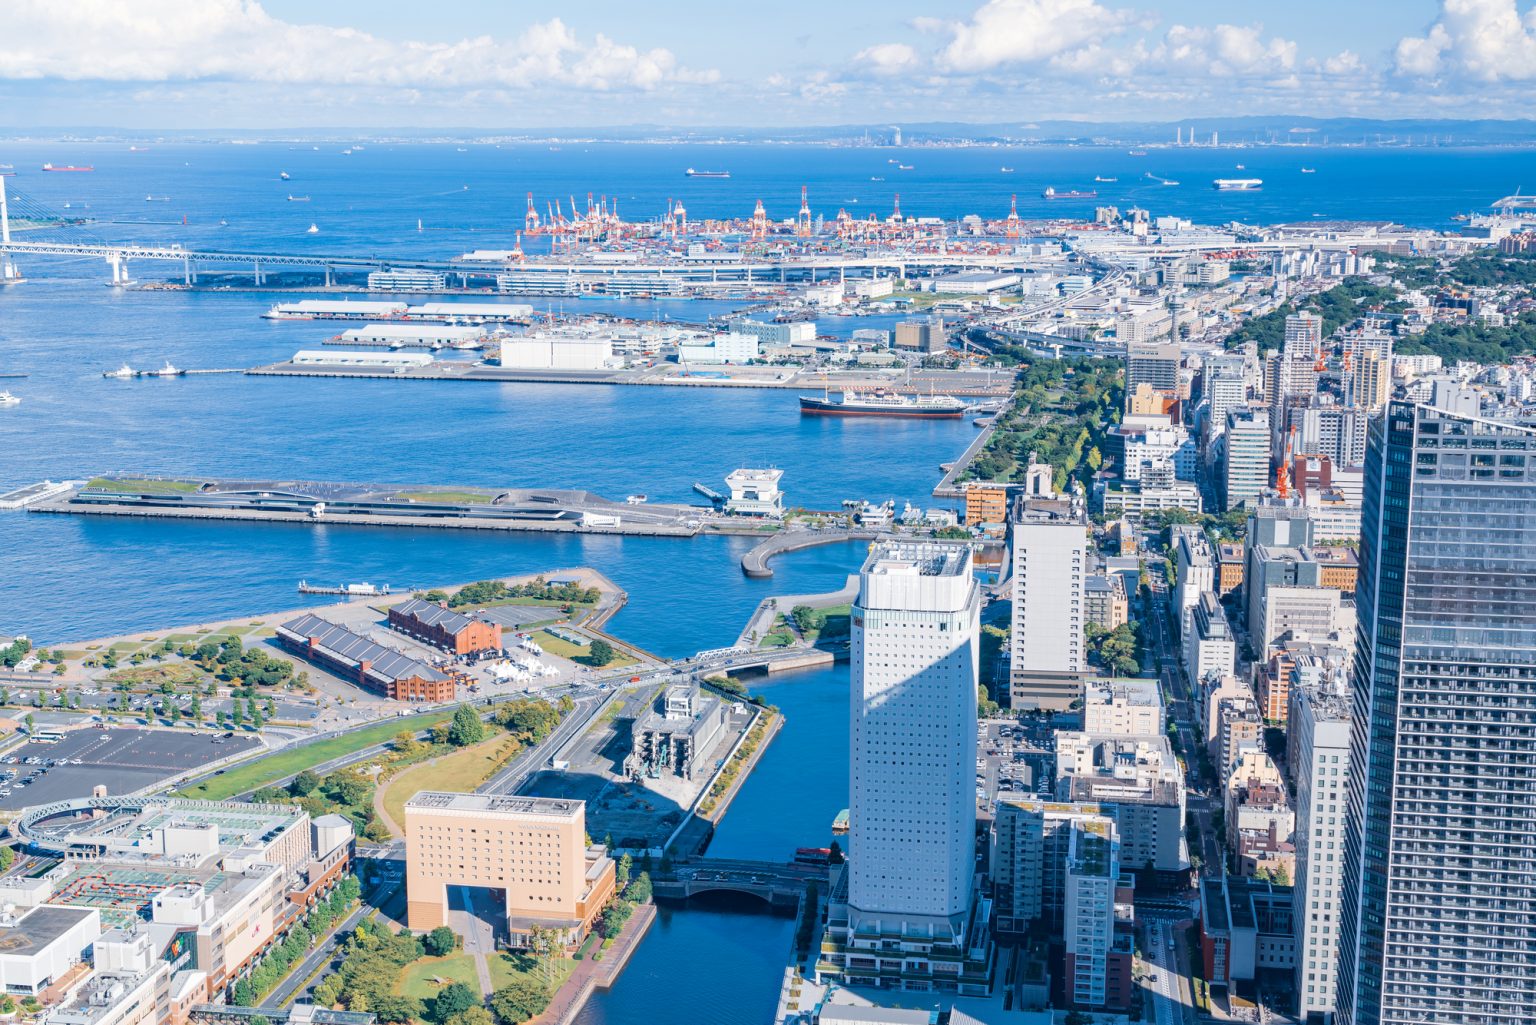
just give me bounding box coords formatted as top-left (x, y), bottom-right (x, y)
top-left (521, 682), bottom-right (754, 852)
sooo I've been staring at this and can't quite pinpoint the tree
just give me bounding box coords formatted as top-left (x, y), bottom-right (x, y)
top-left (23, 714), bottom-right (34, 734)
top-left (586, 639), bottom-right (616, 667)
top-left (444, 1010), bottom-right (495, 1025)
top-left (489, 978), bottom-right (551, 1025)
top-left (616, 853), bottom-right (632, 889)
top-left (828, 840), bottom-right (845, 866)
top-left (430, 982), bottom-right (478, 1024)
top-left (424, 925), bottom-right (458, 957)
top-left (790, 605), bottom-right (827, 634)
top-left (978, 685), bottom-right (1000, 719)
top-left (448, 704), bottom-right (486, 747)
top-left (624, 871), bottom-right (652, 903)
top-left (599, 900), bottom-right (634, 938)
top-left (0, 846), bottom-right (14, 872)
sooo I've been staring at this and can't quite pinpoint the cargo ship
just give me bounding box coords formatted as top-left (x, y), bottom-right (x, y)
top-left (1213, 178), bottom-right (1263, 190)
top-left (685, 168), bottom-right (730, 178)
top-left (800, 388), bottom-right (967, 419)
top-left (42, 164), bottom-right (93, 172)
top-left (1042, 186), bottom-right (1097, 200)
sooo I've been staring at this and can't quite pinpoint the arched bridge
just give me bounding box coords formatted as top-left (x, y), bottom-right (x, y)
top-left (651, 857), bottom-right (829, 909)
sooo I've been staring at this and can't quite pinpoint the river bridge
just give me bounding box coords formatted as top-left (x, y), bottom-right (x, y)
top-left (651, 856), bottom-right (828, 908)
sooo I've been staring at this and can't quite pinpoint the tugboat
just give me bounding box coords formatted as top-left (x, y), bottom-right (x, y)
top-left (148, 361), bottom-right (182, 377)
top-left (104, 364), bottom-right (135, 379)
top-left (0, 391), bottom-right (20, 406)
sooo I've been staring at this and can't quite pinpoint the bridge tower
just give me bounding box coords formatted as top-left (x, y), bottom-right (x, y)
top-left (524, 192), bottom-right (540, 234)
top-left (796, 186), bottom-right (812, 238)
top-left (0, 174), bottom-right (17, 283)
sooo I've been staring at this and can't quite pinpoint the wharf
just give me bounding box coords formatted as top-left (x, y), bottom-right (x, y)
top-left (0, 479), bottom-right (82, 510)
top-left (932, 416), bottom-right (1002, 497)
top-left (245, 360), bottom-right (1014, 397)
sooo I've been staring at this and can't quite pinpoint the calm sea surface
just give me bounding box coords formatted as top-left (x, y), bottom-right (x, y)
top-left (2, 140), bottom-right (1530, 1022)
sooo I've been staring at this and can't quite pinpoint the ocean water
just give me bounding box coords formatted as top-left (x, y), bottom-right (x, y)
top-left (0, 140), bottom-right (1525, 1023)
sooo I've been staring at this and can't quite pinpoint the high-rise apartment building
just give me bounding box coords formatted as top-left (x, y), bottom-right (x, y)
top-left (1290, 679), bottom-right (1352, 1021)
top-left (1064, 820), bottom-right (1132, 1011)
top-left (1011, 495), bottom-right (1088, 709)
top-left (1337, 404), bottom-right (1536, 1024)
top-left (1283, 311), bottom-right (1323, 359)
top-left (819, 542), bottom-right (993, 994)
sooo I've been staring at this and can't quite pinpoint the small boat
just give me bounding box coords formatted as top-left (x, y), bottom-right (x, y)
top-left (1043, 186), bottom-right (1097, 200)
top-left (104, 364), bottom-right (135, 379)
top-left (287, 194), bottom-right (310, 202)
top-left (1000, 166), bottom-right (1014, 173)
top-left (149, 361), bottom-right (181, 377)
top-left (341, 148), bottom-right (353, 155)
top-left (144, 195), bottom-right (170, 202)
top-left (685, 168), bottom-right (730, 178)
top-left (456, 147), bottom-right (467, 153)
top-left (306, 223), bottom-right (319, 234)
top-left (897, 164), bottom-right (914, 170)
top-left (1163, 180), bottom-right (1181, 186)
top-left (625, 495), bottom-right (648, 505)
top-left (280, 171), bottom-right (290, 180)
top-left (870, 176), bottom-right (884, 182)
top-left (42, 164), bottom-right (93, 172)
top-left (1128, 149), bottom-right (1147, 156)
top-left (1236, 164), bottom-right (1246, 170)
top-left (1301, 167), bottom-right (1316, 174)
top-left (1094, 176), bottom-right (1117, 183)
top-left (0, 391), bottom-right (19, 406)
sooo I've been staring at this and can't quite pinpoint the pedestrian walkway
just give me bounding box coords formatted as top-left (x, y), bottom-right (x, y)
top-left (535, 903), bottom-right (656, 1025)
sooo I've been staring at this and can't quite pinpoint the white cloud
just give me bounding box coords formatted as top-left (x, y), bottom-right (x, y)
top-left (0, 0), bottom-right (716, 91)
top-left (1153, 23), bottom-right (1297, 77)
top-left (854, 42), bottom-right (919, 75)
top-left (1394, 0), bottom-right (1536, 80)
top-left (1323, 49), bottom-right (1368, 76)
top-left (932, 0), bottom-right (1140, 72)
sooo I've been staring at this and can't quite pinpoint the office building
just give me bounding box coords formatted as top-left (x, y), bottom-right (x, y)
top-left (1224, 407), bottom-right (1272, 509)
top-left (1252, 585), bottom-right (1345, 660)
top-left (1083, 574), bottom-right (1128, 630)
top-left (1200, 876), bottom-right (1297, 989)
top-left (1172, 525), bottom-right (1216, 637)
top-left (1290, 679), bottom-right (1352, 1022)
top-left (1338, 405), bottom-right (1536, 1025)
top-left (1184, 591), bottom-right (1237, 685)
top-left (1293, 404), bottom-right (1370, 469)
top-left (723, 468), bottom-right (784, 517)
top-left (1216, 542), bottom-right (1245, 595)
top-left (405, 792), bottom-right (615, 944)
top-left (1082, 679), bottom-right (1164, 737)
top-left (962, 482), bottom-right (1017, 533)
top-left (1125, 340), bottom-right (1181, 396)
top-left (819, 542), bottom-right (993, 994)
top-left (1010, 492), bottom-right (1088, 710)
top-left (1114, 416), bottom-right (1197, 482)
top-left (1202, 356), bottom-right (1250, 438)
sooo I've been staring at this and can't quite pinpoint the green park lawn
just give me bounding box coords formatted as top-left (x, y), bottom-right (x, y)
top-left (176, 710), bottom-right (453, 801)
top-left (534, 630), bottom-right (636, 668)
top-left (488, 951), bottom-right (576, 992)
top-left (380, 735), bottom-right (517, 836)
top-left (396, 954), bottom-right (482, 1000)
top-left (394, 490), bottom-right (494, 504)
top-left (84, 477), bottom-right (201, 494)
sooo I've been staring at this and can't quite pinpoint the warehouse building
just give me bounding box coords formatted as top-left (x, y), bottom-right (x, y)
top-left (498, 335), bottom-right (613, 371)
top-left (276, 614), bottom-right (456, 701)
top-left (386, 598), bottom-right (502, 656)
top-left (289, 350), bottom-right (433, 370)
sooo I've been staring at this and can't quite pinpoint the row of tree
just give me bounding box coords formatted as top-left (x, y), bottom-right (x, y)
top-left (424, 577), bottom-right (601, 610)
top-left (231, 875), bottom-right (361, 1005)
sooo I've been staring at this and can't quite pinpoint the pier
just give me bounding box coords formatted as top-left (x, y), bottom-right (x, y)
top-left (932, 415), bottom-right (1004, 497)
top-left (740, 528), bottom-right (878, 578)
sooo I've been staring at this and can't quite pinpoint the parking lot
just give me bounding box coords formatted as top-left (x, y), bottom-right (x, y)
top-left (977, 717), bottom-right (1057, 813)
top-left (0, 727), bottom-right (261, 809)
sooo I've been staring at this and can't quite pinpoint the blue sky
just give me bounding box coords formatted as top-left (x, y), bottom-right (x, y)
top-left (1, 1), bottom-right (1532, 129)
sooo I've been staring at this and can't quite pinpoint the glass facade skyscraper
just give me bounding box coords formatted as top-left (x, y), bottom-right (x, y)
top-left (1338, 403), bottom-right (1536, 1025)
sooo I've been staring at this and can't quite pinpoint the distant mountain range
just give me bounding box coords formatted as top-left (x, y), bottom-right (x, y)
top-left (8, 116), bottom-right (1536, 146)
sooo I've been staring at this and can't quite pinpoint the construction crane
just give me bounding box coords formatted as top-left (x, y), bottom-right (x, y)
top-left (524, 192), bottom-right (540, 234)
top-left (797, 185), bottom-right (812, 237)
top-left (1005, 194), bottom-right (1020, 239)
top-left (751, 199), bottom-right (768, 240)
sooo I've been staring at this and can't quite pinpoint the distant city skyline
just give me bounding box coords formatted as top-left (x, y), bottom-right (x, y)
top-left (3, 1), bottom-right (1536, 129)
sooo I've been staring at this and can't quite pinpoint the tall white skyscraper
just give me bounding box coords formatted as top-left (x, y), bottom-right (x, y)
top-left (1290, 679), bottom-right (1352, 1020)
top-left (819, 542), bottom-right (994, 995)
top-left (1283, 311), bottom-right (1323, 359)
top-left (1223, 406), bottom-right (1272, 510)
top-left (848, 541), bottom-right (979, 935)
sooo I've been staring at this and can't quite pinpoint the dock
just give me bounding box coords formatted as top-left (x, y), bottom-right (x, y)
top-left (932, 416), bottom-right (1003, 498)
top-left (0, 479), bottom-right (83, 510)
top-left (740, 528), bottom-right (878, 578)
